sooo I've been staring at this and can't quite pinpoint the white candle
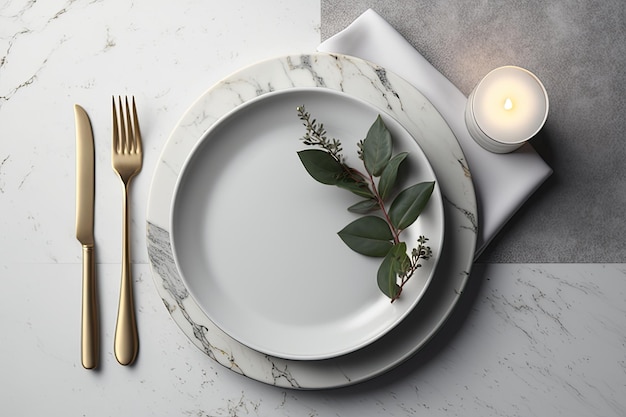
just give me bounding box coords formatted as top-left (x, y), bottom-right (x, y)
top-left (465, 66), bottom-right (549, 153)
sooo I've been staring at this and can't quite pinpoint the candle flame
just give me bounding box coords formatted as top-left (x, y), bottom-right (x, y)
top-left (503, 98), bottom-right (513, 111)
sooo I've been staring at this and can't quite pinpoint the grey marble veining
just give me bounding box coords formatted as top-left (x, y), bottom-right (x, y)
top-left (322, 0), bottom-right (626, 263)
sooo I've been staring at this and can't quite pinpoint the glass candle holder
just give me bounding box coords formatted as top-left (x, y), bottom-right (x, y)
top-left (465, 66), bottom-right (549, 153)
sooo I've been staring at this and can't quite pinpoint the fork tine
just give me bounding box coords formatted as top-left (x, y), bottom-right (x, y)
top-left (123, 96), bottom-right (132, 153)
top-left (112, 96), bottom-right (119, 153)
top-left (131, 97), bottom-right (142, 155)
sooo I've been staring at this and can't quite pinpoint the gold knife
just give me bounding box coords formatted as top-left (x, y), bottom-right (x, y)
top-left (75, 104), bottom-right (98, 369)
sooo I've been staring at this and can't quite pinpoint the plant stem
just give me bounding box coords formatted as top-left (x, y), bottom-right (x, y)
top-left (390, 240), bottom-right (431, 302)
top-left (366, 171), bottom-right (401, 244)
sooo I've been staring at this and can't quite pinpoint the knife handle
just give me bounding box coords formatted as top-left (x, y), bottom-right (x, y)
top-left (81, 244), bottom-right (99, 369)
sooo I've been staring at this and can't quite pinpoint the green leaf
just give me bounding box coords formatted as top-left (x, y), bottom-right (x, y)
top-left (347, 199), bottom-right (379, 214)
top-left (298, 150), bottom-right (373, 198)
top-left (389, 181), bottom-right (435, 230)
top-left (362, 115), bottom-right (392, 177)
top-left (337, 216), bottom-right (394, 257)
top-left (336, 173), bottom-right (375, 199)
top-left (297, 149), bottom-right (344, 185)
top-left (377, 242), bottom-right (409, 299)
top-left (378, 152), bottom-right (408, 200)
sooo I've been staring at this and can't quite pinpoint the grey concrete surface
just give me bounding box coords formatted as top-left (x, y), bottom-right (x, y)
top-left (322, 0), bottom-right (626, 262)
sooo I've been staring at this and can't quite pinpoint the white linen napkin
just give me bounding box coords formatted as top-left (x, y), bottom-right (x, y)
top-left (318, 9), bottom-right (552, 257)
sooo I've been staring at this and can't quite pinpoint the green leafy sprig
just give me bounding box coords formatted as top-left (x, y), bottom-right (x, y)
top-left (296, 106), bottom-right (434, 302)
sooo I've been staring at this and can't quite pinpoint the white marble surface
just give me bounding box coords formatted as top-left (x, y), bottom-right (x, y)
top-left (1, 1), bottom-right (625, 416)
top-left (2, 263), bottom-right (625, 416)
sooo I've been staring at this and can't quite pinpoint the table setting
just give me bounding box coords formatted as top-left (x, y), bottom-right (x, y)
top-left (2, 1), bottom-right (625, 416)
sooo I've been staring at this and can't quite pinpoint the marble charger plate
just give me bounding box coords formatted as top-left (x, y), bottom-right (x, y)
top-left (169, 87), bottom-right (445, 361)
top-left (146, 53), bottom-right (477, 389)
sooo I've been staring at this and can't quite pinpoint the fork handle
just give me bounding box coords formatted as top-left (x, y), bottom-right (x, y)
top-left (81, 244), bottom-right (98, 369)
top-left (114, 265), bottom-right (138, 365)
top-left (114, 187), bottom-right (139, 365)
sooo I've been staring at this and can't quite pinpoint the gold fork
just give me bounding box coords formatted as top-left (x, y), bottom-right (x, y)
top-left (111, 96), bottom-right (142, 366)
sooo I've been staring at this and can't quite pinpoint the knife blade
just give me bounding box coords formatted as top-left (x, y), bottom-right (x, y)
top-left (74, 104), bottom-right (98, 369)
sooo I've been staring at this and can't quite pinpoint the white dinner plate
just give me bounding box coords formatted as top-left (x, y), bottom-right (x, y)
top-left (146, 53), bottom-right (477, 389)
top-left (170, 88), bottom-right (445, 360)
